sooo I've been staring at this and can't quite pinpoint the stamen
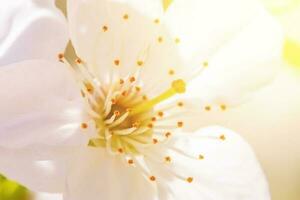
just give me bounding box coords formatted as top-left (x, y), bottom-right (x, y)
top-left (137, 61), bottom-right (144, 66)
top-left (177, 121), bottom-right (184, 128)
top-left (58, 53), bottom-right (64, 62)
top-left (102, 25), bottom-right (108, 32)
top-left (114, 59), bottom-right (120, 66)
top-left (198, 154), bottom-right (205, 160)
top-left (81, 123), bottom-right (88, 129)
top-left (130, 79), bottom-right (186, 115)
top-left (219, 134), bottom-right (226, 141)
top-left (168, 69), bottom-right (175, 75)
top-left (220, 104), bottom-right (227, 111)
top-left (154, 18), bottom-right (160, 24)
top-left (204, 105), bottom-right (211, 111)
top-left (128, 159), bottom-right (134, 165)
top-left (123, 14), bottom-right (129, 20)
top-left (164, 156), bottom-right (171, 162)
top-left (186, 177), bottom-right (194, 183)
top-left (149, 176), bottom-right (156, 181)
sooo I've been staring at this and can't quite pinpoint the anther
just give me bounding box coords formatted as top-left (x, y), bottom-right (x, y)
top-left (151, 117), bottom-right (157, 122)
top-left (75, 58), bottom-right (82, 64)
top-left (175, 38), bottom-right (181, 44)
top-left (114, 59), bottom-right (120, 66)
top-left (148, 123), bottom-right (154, 128)
top-left (121, 91), bottom-right (127, 96)
top-left (114, 111), bottom-right (120, 117)
top-left (186, 177), bottom-right (193, 183)
top-left (152, 138), bottom-right (158, 144)
top-left (154, 18), bottom-right (160, 24)
top-left (219, 134), bottom-right (226, 141)
top-left (165, 132), bottom-right (172, 138)
top-left (168, 69), bottom-right (175, 75)
top-left (158, 111), bottom-right (164, 117)
top-left (220, 104), bottom-right (227, 111)
top-left (123, 14), bottom-right (129, 20)
top-left (142, 95), bottom-right (148, 101)
top-left (149, 176), bottom-right (156, 181)
top-left (177, 102), bottom-right (184, 107)
top-left (177, 121), bottom-right (184, 128)
top-left (84, 82), bottom-right (94, 93)
top-left (129, 76), bottom-right (136, 83)
top-left (128, 159), bottom-right (134, 165)
top-left (119, 79), bottom-right (125, 84)
top-left (165, 156), bottom-right (171, 162)
top-left (137, 60), bottom-right (144, 66)
top-left (135, 86), bottom-right (141, 92)
top-left (198, 154), bottom-right (204, 160)
top-left (118, 148), bottom-right (124, 153)
top-left (205, 105), bottom-right (211, 111)
top-left (102, 25), bottom-right (108, 32)
top-left (81, 123), bottom-right (88, 129)
top-left (158, 36), bottom-right (163, 43)
top-left (111, 99), bottom-right (117, 104)
top-left (58, 53), bottom-right (64, 62)
top-left (203, 61), bottom-right (208, 67)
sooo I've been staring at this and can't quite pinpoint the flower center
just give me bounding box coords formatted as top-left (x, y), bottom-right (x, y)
top-left (59, 55), bottom-right (186, 155)
top-left (88, 78), bottom-right (186, 154)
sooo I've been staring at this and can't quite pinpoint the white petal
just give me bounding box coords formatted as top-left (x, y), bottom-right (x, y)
top-left (146, 126), bottom-right (270, 200)
top-left (35, 192), bottom-right (62, 200)
top-left (0, 0), bottom-right (68, 65)
top-left (0, 60), bottom-right (86, 148)
top-left (67, 0), bottom-right (189, 95)
top-left (65, 147), bottom-right (157, 200)
top-left (0, 146), bottom-right (74, 193)
top-left (165, 0), bottom-right (283, 105)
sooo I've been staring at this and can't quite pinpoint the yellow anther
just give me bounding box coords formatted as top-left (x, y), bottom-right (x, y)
top-left (168, 69), bottom-right (175, 75)
top-left (177, 121), bottom-right (184, 128)
top-left (186, 177), bottom-right (193, 183)
top-left (119, 79), bottom-right (124, 84)
top-left (123, 14), bottom-right (129, 20)
top-left (220, 104), bottom-right (227, 111)
top-left (58, 53), bottom-right (64, 62)
top-left (75, 58), bottom-right (82, 64)
top-left (165, 132), bottom-right (171, 138)
top-left (165, 156), bottom-right (171, 162)
top-left (130, 79), bottom-right (186, 115)
top-left (203, 61), bottom-right (208, 67)
top-left (128, 159), bottom-right (134, 164)
top-left (158, 36), bottom-right (163, 43)
top-left (129, 76), bottom-right (136, 83)
top-left (158, 111), bottom-right (164, 117)
top-left (135, 86), bottom-right (141, 92)
top-left (175, 37), bottom-right (181, 44)
top-left (154, 18), bottom-right (160, 24)
top-left (198, 154), bottom-right (204, 160)
top-left (81, 123), bottom-right (88, 129)
top-left (148, 123), bottom-right (154, 128)
top-left (177, 101), bottom-right (184, 107)
top-left (205, 105), bottom-right (211, 111)
top-left (219, 134), bottom-right (226, 141)
top-left (151, 117), bottom-right (157, 122)
top-left (118, 148), bottom-right (124, 153)
top-left (102, 25), bottom-right (108, 32)
top-left (152, 138), bottom-right (158, 144)
top-left (149, 176), bottom-right (156, 181)
top-left (137, 60), bottom-right (144, 66)
top-left (114, 59), bottom-right (120, 66)
top-left (84, 82), bottom-right (94, 93)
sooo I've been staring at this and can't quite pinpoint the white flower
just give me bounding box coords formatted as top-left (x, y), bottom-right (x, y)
top-left (0, 0), bottom-right (283, 200)
top-left (0, 0), bottom-right (68, 65)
